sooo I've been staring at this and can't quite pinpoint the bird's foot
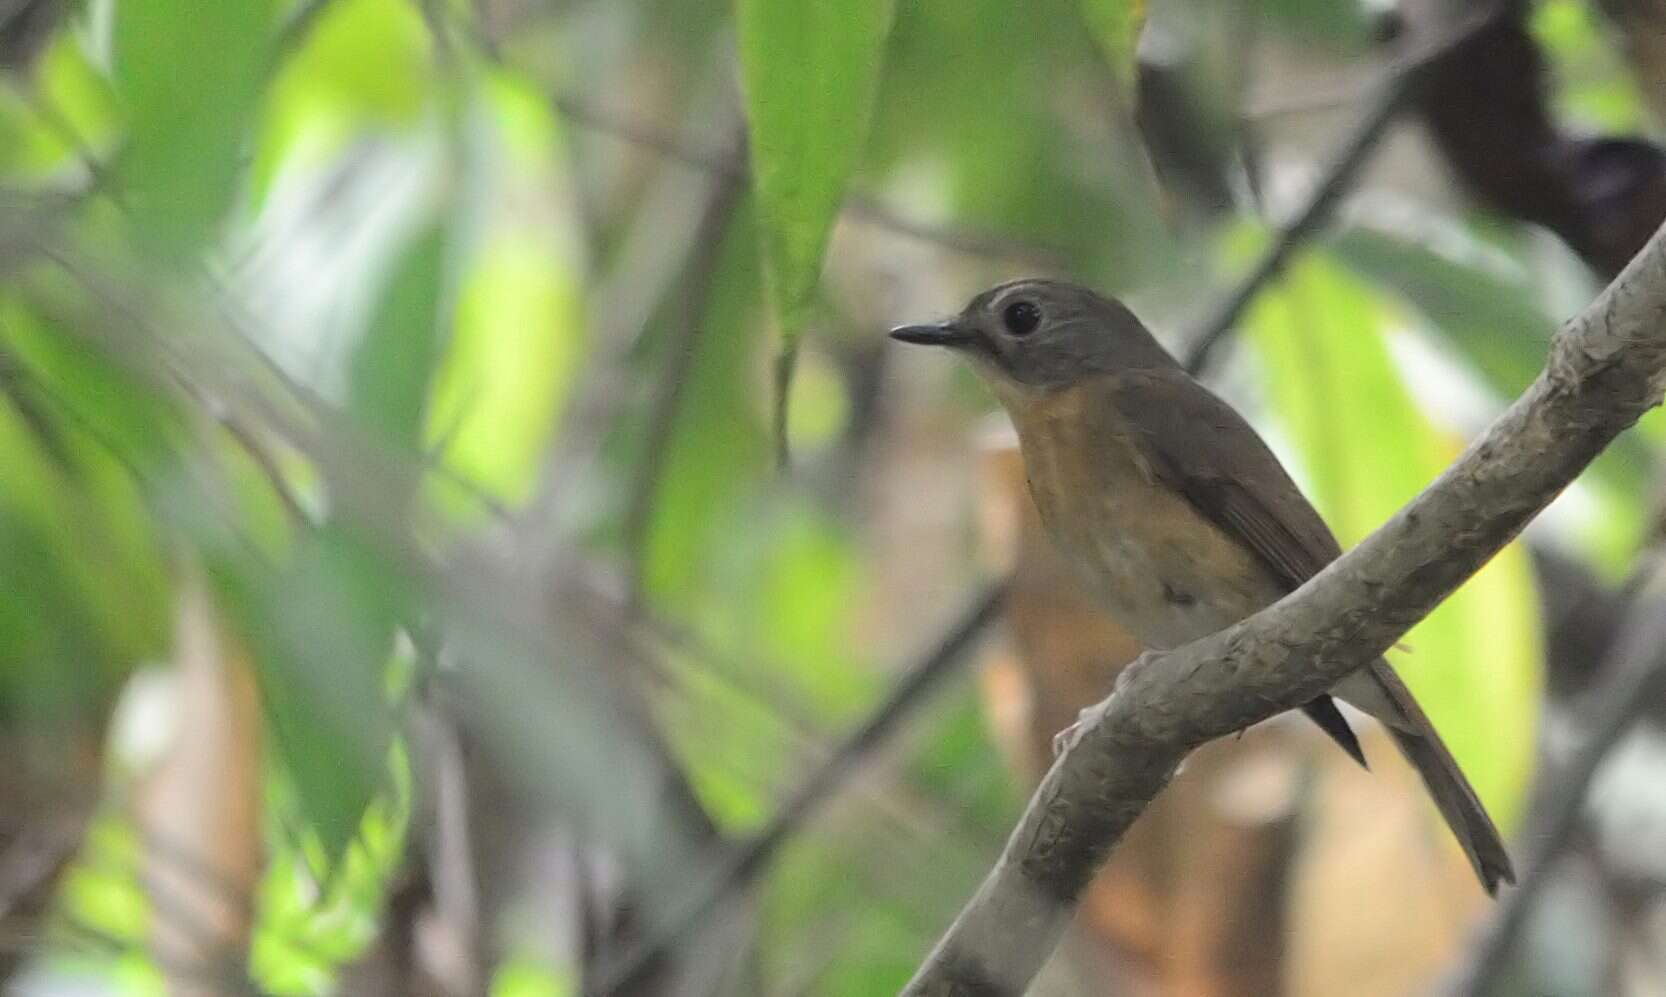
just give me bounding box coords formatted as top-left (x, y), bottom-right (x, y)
top-left (1052, 699), bottom-right (1111, 758)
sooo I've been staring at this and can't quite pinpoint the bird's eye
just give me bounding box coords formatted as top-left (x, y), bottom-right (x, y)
top-left (1002, 300), bottom-right (1041, 336)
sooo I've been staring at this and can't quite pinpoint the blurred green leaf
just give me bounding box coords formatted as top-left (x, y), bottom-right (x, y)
top-left (0, 304), bottom-right (174, 717)
top-left (1249, 253), bottom-right (1540, 831)
top-left (231, 527), bottom-right (405, 866)
top-left (868, 0), bottom-right (1171, 284)
top-left (113, 0), bottom-right (272, 257)
top-left (348, 222), bottom-right (446, 449)
top-left (1531, 0), bottom-right (1648, 132)
top-left (1079, 0), bottom-right (1144, 94)
top-left (737, 0), bottom-right (894, 336)
top-left (1333, 225), bottom-right (1652, 565)
top-left (0, 32), bottom-right (120, 179)
top-left (242, 222), bottom-right (445, 862)
top-left (431, 71), bottom-right (583, 505)
top-left (252, 0), bottom-right (433, 198)
top-left (737, 0), bottom-right (895, 449)
top-left (643, 198), bottom-right (769, 602)
top-left (1331, 228), bottom-right (1553, 393)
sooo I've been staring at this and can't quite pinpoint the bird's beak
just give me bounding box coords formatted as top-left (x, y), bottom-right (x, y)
top-left (888, 320), bottom-right (974, 348)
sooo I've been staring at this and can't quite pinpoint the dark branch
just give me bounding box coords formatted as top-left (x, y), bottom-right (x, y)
top-left (594, 579), bottom-right (1009, 994)
top-left (547, 92), bottom-right (1069, 271)
top-left (1183, 4), bottom-right (1508, 376)
top-left (903, 215), bottom-right (1666, 996)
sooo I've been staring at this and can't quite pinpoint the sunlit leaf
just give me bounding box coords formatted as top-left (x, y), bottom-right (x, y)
top-left (736, 0), bottom-right (896, 450)
top-left (252, 0), bottom-right (433, 199)
top-left (113, 0), bottom-right (272, 257)
top-left (1249, 253), bottom-right (1540, 831)
top-left (491, 953), bottom-right (576, 997)
top-left (0, 33), bottom-right (120, 179)
top-left (1532, 0), bottom-right (1648, 131)
top-left (250, 743), bottom-right (411, 989)
top-left (430, 72), bottom-right (584, 505)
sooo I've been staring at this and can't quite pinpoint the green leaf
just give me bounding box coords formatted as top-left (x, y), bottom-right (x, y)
top-left (0, 33), bottom-right (120, 179)
top-left (737, 0), bottom-right (895, 334)
top-left (866, 0), bottom-right (1172, 282)
top-left (1248, 254), bottom-right (1540, 831)
top-left (1079, 0), bottom-right (1145, 94)
top-left (348, 222), bottom-right (447, 450)
top-left (0, 304), bottom-right (176, 717)
top-left (113, 0), bottom-right (272, 258)
top-left (233, 527), bottom-right (407, 865)
top-left (430, 72), bottom-right (584, 506)
top-left (244, 222), bottom-right (446, 862)
top-left (251, 0), bottom-right (434, 199)
top-left (1333, 226), bottom-right (1652, 566)
top-left (736, 0), bottom-right (896, 452)
top-left (643, 198), bottom-right (769, 602)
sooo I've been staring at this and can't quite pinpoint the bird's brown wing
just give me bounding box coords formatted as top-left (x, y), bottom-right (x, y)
top-left (1102, 368), bottom-right (1364, 761)
top-left (1102, 368), bottom-right (1515, 893)
top-left (1103, 367), bottom-right (1342, 590)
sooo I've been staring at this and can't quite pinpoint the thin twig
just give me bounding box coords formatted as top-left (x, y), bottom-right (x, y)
top-left (593, 578), bottom-right (1010, 995)
top-left (622, 127), bottom-right (747, 607)
top-left (1438, 587), bottom-right (1666, 996)
top-left (215, 410), bottom-right (309, 526)
top-left (1183, 3), bottom-right (1508, 376)
top-left (549, 91), bottom-right (1069, 271)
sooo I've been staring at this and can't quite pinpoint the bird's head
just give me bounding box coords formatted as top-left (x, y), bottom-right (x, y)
top-left (888, 279), bottom-right (1176, 394)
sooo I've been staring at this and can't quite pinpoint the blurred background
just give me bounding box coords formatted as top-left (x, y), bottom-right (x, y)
top-left (0, 0), bottom-right (1664, 994)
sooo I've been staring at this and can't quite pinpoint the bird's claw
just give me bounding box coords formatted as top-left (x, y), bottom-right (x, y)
top-left (1052, 701), bottom-right (1108, 758)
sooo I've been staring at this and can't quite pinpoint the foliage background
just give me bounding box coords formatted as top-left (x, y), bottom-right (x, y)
top-left (0, 0), bottom-right (1662, 994)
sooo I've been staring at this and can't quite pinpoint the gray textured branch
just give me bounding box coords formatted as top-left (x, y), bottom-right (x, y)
top-left (901, 220), bottom-right (1666, 997)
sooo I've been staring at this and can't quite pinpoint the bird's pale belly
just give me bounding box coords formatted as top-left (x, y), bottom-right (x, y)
top-left (1016, 419), bottom-right (1287, 651)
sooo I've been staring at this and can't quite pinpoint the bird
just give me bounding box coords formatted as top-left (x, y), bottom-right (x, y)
top-left (890, 278), bottom-right (1515, 894)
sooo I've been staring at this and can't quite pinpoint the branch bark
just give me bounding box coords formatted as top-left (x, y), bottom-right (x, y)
top-left (901, 219), bottom-right (1666, 996)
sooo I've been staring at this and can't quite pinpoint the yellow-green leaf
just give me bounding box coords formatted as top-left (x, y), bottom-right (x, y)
top-left (429, 72), bottom-right (584, 505)
top-left (1080, 0), bottom-right (1145, 94)
top-left (1249, 254), bottom-right (1540, 832)
top-left (736, 0), bottom-right (896, 455)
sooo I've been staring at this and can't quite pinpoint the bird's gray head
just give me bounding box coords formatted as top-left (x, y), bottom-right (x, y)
top-left (888, 279), bottom-right (1177, 390)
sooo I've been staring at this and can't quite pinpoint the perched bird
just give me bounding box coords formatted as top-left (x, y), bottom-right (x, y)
top-left (890, 278), bottom-right (1515, 894)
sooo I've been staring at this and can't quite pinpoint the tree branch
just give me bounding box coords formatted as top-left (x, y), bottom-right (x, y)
top-left (547, 91), bottom-right (1068, 271)
top-left (1183, 3), bottom-right (1508, 376)
top-left (902, 217), bottom-right (1666, 996)
top-left (594, 579), bottom-right (1008, 994)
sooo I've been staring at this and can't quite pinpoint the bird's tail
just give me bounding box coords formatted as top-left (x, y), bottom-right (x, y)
top-left (1385, 721), bottom-right (1515, 895)
top-left (1355, 660), bottom-right (1516, 895)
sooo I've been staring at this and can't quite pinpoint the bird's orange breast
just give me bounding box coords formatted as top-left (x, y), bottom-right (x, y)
top-left (1006, 383), bottom-right (1285, 650)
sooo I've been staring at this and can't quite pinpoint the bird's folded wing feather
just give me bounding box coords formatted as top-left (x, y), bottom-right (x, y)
top-left (1103, 367), bottom-right (1341, 590)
